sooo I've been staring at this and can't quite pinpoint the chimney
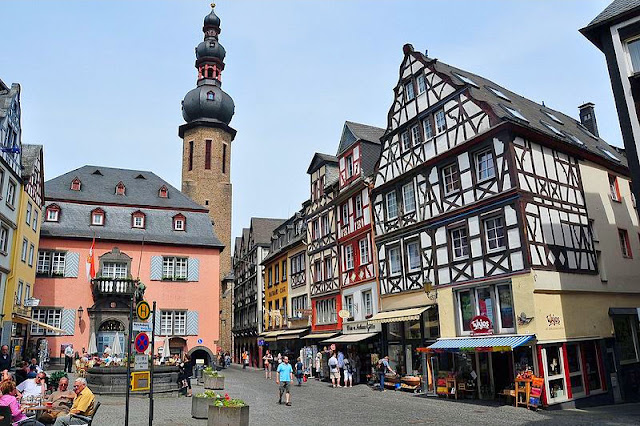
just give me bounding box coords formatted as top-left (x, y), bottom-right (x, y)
top-left (579, 102), bottom-right (599, 137)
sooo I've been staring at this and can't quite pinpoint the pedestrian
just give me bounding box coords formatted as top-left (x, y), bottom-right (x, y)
top-left (314, 351), bottom-right (322, 380)
top-left (63, 345), bottom-right (74, 374)
top-left (337, 350), bottom-right (345, 387)
top-left (277, 352), bottom-right (282, 366)
top-left (242, 351), bottom-right (248, 369)
top-left (377, 355), bottom-right (395, 392)
top-left (0, 345), bottom-right (11, 372)
top-left (328, 352), bottom-right (340, 388)
top-left (343, 355), bottom-right (353, 388)
top-left (263, 350), bottom-right (273, 380)
top-left (276, 355), bottom-right (294, 406)
top-left (225, 352), bottom-right (231, 367)
top-left (295, 357), bottom-right (304, 386)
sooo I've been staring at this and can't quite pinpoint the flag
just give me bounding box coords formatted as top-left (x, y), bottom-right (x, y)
top-left (86, 237), bottom-right (96, 280)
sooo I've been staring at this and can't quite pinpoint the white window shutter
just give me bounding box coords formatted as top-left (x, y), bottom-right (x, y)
top-left (187, 258), bottom-right (199, 282)
top-left (186, 311), bottom-right (199, 335)
top-left (63, 252), bottom-right (79, 278)
top-left (61, 309), bottom-right (76, 335)
top-left (150, 256), bottom-right (163, 281)
top-left (154, 311), bottom-right (161, 336)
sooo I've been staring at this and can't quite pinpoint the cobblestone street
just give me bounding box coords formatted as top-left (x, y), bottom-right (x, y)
top-left (89, 365), bottom-right (640, 425)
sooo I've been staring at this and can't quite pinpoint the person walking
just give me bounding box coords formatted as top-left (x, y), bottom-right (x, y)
top-left (64, 345), bottom-right (74, 374)
top-left (377, 355), bottom-right (395, 392)
top-left (242, 351), bottom-right (248, 369)
top-left (328, 352), bottom-right (340, 388)
top-left (314, 351), bottom-right (322, 380)
top-left (337, 350), bottom-right (345, 387)
top-left (276, 355), bottom-right (294, 406)
top-left (294, 357), bottom-right (304, 386)
top-left (263, 350), bottom-right (273, 379)
top-left (343, 356), bottom-right (353, 388)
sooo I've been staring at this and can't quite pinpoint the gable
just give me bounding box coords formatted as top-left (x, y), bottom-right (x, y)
top-left (336, 124), bottom-right (357, 156)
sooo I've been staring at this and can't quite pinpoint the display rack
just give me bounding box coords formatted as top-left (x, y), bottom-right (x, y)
top-left (515, 378), bottom-right (531, 408)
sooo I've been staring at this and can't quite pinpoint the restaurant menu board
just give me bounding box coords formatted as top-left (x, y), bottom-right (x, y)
top-left (529, 377), bottom-right (544, 408)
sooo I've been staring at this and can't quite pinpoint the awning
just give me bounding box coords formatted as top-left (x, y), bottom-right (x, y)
top-left (275, 328), bottom-right (309, 341)
top-left (259, 331), bottom-right (280, 342)
top-left (367, 306), bottom-right (431, 324)
top-left (424, 335), bottom-right (535, 352)
top-left (304, 332), bottom-right (338, 340)
top-left (320, 332), bottom-right (378, 344)
top-left (13, 314), bottom-right (65, 334)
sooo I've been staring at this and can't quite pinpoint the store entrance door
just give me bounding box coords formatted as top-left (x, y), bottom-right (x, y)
top-left (492, 352), bottom-right (512, 398)
top-left (476, 352), bottom-right (493, 399)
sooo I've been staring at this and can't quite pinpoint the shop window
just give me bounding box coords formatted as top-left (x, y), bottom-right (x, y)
top-left (404, 319), bottom-right (421, 340)
top-left (566, 344), bottom-right (585, 396)
top-left (455, 284), bottom-right (514, 335)
top-left (583, 341), bottom-right (602, 392)
top-left (316, 298), bottom-right (337, 325)
top-left (543, 345), bottom-right (567, 403)
top-left (423, 306), bottom-right (440, 340)
top-left (613, 315), bottom-right (640, 363)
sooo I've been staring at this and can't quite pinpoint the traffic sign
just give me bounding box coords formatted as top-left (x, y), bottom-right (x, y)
top-left (134, 332), bottom-right (150, 353)
top-left (197, 338), bottom-right (203, 344)
top-left (133, 321), bottom-right (152, 332)
top-left (134, 354), bottom-right (149, 371)
top-left (136, 301), bottom-right (151, 321)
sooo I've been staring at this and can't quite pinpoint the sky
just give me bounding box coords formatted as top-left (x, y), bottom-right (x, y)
top-left (0, 0), bottom-right (621, 240)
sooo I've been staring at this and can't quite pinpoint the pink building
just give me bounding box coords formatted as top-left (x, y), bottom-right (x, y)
top-left (32, 165), bottom-right (222, 365)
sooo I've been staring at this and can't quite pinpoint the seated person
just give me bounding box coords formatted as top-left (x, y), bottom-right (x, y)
top-left (14, 362), bottom-right (30, 386)
top-left (53, 378), bottom-right (95, 426)
top-left (0, 379), bottom-right (45, 425)
top-left (17, 372), bottom-right (46, 399)
top-left (38, 377), bottom-right (76, 424)
top-left (29, 358), bottom-right (42, 374)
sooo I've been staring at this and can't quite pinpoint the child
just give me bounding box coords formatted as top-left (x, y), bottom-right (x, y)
top-left (295, 358), bottom-right (304, 386)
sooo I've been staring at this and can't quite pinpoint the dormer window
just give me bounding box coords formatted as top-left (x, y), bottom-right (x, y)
top-left (207, 91), bottom-right (215, 101)
top-left (158, 185), bottom-right (168, 198)
top-left (45, 204), bottom-right (60, 222)
top-left (91, 208), bottom-right (105, 226)
top-left (115, 182), bottom-right (126, 196)
top-left (173, 214), bottom-right (186, 231)
top-left (70, 178), bottom-right (81, 191)
top-left (132, 211), bottom-right (146, 229)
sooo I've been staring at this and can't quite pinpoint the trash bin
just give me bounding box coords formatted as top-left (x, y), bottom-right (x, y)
top-left (195, 364), bottom-right (204, 382)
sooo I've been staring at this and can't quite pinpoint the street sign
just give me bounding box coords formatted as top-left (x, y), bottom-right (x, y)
top-left (257, 339), bottom-right (265, 346)
top-left (130, 371), bottom-right (150, 391)
top-left (338, 309), bottom-right (351, 319)
top-left (134, 354), bottom-right (149, 371)
top-left (134, 332), bottom-right (150, 354)
top-left (136, 301), bottom-right (151, 321)
top-left (133, 321), bottom-right (152, 332)
top-left (197, 338), bottom-right (203, 344)
top-left (24, 298), bottom-right (40, 307)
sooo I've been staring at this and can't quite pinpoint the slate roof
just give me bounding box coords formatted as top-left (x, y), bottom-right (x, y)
top-left (337, 121), bottom-right (385, 156)
top-left (45, 165), bottom-right (206, 211)
top-left (250, 217), bottom-right (286, 247)
top-left (262, 209), bottom-right (306, 264)
top-left (418, 51), bottom-right (627, 168)
top-left (0, 79), bottom-right (18, 120)
top-left (583, 0), bottom-right (640, 30)
top-left (360, 141), bottom-right (383, 179)
top-left (21, 144), bottom-right (42, 179)
top-left (41, 201), bottom-right (223, 248)
top-left (306, 153), bottom-right (338, 174)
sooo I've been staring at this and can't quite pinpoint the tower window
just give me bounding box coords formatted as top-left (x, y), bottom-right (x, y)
top-left (188, 141), bottom-right (194, 171)
top-left (205, 140), bottom-right (212, 170)
top-left (70, 177), bottom-right (81, 191)
top-left (115, 181), bottom-right (126, 195)
top-left (207, 91), bottom-right (215, 101)
top-left (222, 143), bottom-right (227, 174)
top-left (207, 68), bottom-right (214, 78)
top-left (158, 185), bottom-right (168, 198)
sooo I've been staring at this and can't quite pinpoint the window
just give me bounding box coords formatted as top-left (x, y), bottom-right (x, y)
top-left (31, 308), bottom-right (62, 335)
top-left (28, 244), bottom-right (34, 267)
top-left (36, 251), bottom-right (65, 277)
top-left (442, 163), bottom-right (461, 195)
top-left (102, 262), bottom-right (128, 279)
top-left (26, 203), bottom-right (32, 225)
top-left (24, 284), bottom-right (30, 303)
top-left (362, 291), bottom-right (373, 316)
top-left (503, 105), bottom-right (528, 121)
top-left (206, 91), bottom-right (215, 101)
top-left (354, 194), bottom-right (363, 218)
top-left (91, 209), bottom-right (104, 226)
top-left (6, 181), bottom-right (16, 207)
top-left (342, 203), bottom-right (349, 226)
top-left (267, 268), bottom-right (273, 287)
top-left (450, 227), bottom-right (469, 259)
top-left (417, 74), bottom-right (426, 94)
top-left (401, 131), bottom-right (411, 151)
top-left (423, 117), bottom-right (434, 140)
top-left (314, 261), bottom-right (322, 283)
top-left (386, 191), bottom-right (398, 219)
top-left (404, 81), bottom-right (415, 101)
top-left (435, 109), bottom-right (446, 134)
top-left (321, 214), bottom-right (330, 236)
top-left (115, 182), bottom-right (126, 195)
top-left (161, 311), bottom-right (187, 335)
top-left (222, 143), bottom-right (227, 174)
top-left (70, 178), bottom-right (81, 191)
top-left (627, 37), bottom-right (640, 73)
top-left (484, 217), bottom-right (506, 251)
top-left (402, 182), bottom-right (416, 213)
top-left (609, 174), bottom-right (621, 202)
top-left (173, 215), bottom-right (186, 231)
top-left (205, 140), bottom-right (212, 170)
top-left (132, 213), bottom-right (145, 229)
top-left (158, 186), bottom-right (168, 198)
top-left (291, 295), bottom-right (308, 318)
top-left (475, 150), bottom-right (495, 181)
top-left (456, 284), bottom-right (515, 334)
top-left (162, 257), bottom-right (188, 280)
top-left (542, 111), bottom-right (563, 125)
top-left (0, 226), bottom-right (8, 253)
top-left (619, 229), bottom-right (632, 258)
top-left (316, 298), bottom-right (337, 324)
top-left (16, 281), bottom-right (23, 305)
top-left (411, 124), bottom-right (422, 145)
top-left (565, 133), bottom-right (585, 146)
top-left (359, 238), bottom-right (370, 264)
top-left (188, 141), bottom-right (194, 171)
top-left (344, 295), bottom-right (354, 318)
top-left (324, 257), bottom-right (332, 280)
top-left (291, 252), bottom-right (305, 275)
top-left (21, 239), bottom-right (27, 262)
top-left (388, 246), bottom-right (401, 275)
top-left (406, 241), bottom-right (421, 271)
top-left (32, 211), bottom-right (38, 231)
top-left (453, 72), bottom-right (478, 87)
top-left (274, 264), bottom-right (280, 284)
top-left (566, 344), bottom-right (585, 396)
top-left (344, 245), bottom-right (354, 270)
top-left (312, 220), bottom-right (320, 240)
top-left (46, 206), bottom-right (59, 222)
top-left (613, 315), bottom-right (640, 363)
top-left (346, 155), bottom-right (354, 178)
top-left (487, 86), bottom-right (510, 101)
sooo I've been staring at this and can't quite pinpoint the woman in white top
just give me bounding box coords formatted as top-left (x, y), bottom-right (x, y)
top-left (263, 350), bottom-right (273, 379)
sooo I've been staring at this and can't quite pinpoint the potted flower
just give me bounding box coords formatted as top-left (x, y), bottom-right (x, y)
top-left (203, 367), bottom-right (224, 390)
top-left (207, 394), bottom-right (249, 426)
top-left (192, 390), bottom-right (220, 419)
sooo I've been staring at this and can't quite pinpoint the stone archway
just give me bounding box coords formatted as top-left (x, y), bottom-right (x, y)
top-left (187, 345), bottom-right (214, 365)
top-left (97, 319), bottom-right (125, 355)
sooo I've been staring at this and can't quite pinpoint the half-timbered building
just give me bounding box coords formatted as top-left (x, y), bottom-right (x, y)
top-left (370, 44), bottom-right (640, 406)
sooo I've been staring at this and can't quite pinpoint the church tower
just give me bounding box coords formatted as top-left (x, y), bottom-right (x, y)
top-left (179, 4), bottom-right (235, 353)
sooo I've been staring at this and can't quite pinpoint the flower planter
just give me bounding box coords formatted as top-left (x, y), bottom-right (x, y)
top-left (204, 375), bottom-right (225, 390)
top-left (207, 405), bottom-right (249, 426)
top-left (192, 396), bottom-right (218, 419)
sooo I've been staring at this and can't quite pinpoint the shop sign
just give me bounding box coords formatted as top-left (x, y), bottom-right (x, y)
top-left (258, 339), bottom-right (265, 346)
top-left (546, 314), bottom-right (561, 327)
top-left (343, 320), bottom-right (381, 334)
top-left (470, 315), bottom-right (493, 335)
top-left (338, 310), bottom-right (351, 319)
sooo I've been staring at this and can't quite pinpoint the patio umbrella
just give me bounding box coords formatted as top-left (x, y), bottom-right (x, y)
top-left (87, 331), bottom-right (97, 356)
top-left (161, 337), bottom-right (171, 362)
top-left (111, 332), bottom-right (122, 357)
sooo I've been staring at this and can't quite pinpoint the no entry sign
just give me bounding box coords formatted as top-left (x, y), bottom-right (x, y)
top-left (134, 332), bottom-right (150, 354)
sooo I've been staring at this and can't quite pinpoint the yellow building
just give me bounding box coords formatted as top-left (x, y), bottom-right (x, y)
top-left (263, 252), bottom-right (288, 331)
top-left (3, 145), bottom-right (44, 361)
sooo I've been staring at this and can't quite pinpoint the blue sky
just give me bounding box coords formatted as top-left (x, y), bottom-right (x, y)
top-left (1, 0), bottom-right (619, 240)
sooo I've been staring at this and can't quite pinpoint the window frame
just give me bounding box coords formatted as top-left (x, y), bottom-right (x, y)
top-left (402, 182), bottom-right (416, 214)
top-left (442, 163), bottom-right (461, 195)
top-left (0, 226), bottom-right (9, 254)
top-left (354, 194), bottom-right (363, 218)
top-left (609, 174), bottom-right (621, 202)
top-left (162, 256), bottom-right (189, 281)
top-left (344, 245), bottom-right (354, 270)
top-left (362, 290), bottom-right (373, 316)
top-left (411, 124), bottom-right (422, 146)
top-left (346, 155), bottom-right (354, 178)
top-left (455, 284), bottom-right (515, 336)
top-left (359, 237), bottom-right (370, 265)
top-left (475, 149), bottom-right (496, 183)
top-left (404, 80), bottom-right (415, 102)
top-left (401, 131), bottom-right (412, 151)
top-left (435, 109), bottom-right (446, 134)
top-left (619, 229), bottom-right (633, 258)
top-left (91, 209), bottom-right (105, 226)
top-left (6, 180), bottom-right (16, 208)
top-left (46, 207), bottom-right (59, 222)
top-left (405, 240), bottom-right (421, 272)
top-left (36, 250), bottom-right (66, 277)
top-left (423, 116), bottom-right (434, 140)
top-left (21, 238), bottom-right (28, 263)
top-left (386, 191), bottom-right (398, 220)
top-left (483, 216), bottom-right (506, 253)
top-left (449, 225), bottom-right (469, 260)
top-left (416, 74), bottom-right (426, 94)
top-left (388, 245), bottom-right (401, 276)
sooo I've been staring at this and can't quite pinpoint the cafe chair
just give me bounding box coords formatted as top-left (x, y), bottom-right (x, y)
top-left (0, 405), bottom-right (11, 426)
top-left (70, 402), bottom-right (101, 426)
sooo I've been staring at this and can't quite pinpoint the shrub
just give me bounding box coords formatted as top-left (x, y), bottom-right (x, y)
top-left (203, 367), bottom-right (222, 378)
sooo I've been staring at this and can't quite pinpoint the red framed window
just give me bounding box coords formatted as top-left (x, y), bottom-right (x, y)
top-left (91, 208), bottom-right (105, 226)
top-left (158, 185), bottom-right (168, 198)
top-left (115, 182), bottom-right (126, 196)
top-left (619, 229), bottom-right (632, 258)
top-left (132, 211), bottom-right (146, 229)
top-left (45, 205), bottom-right (60, 222)
top-left (173, 214), bottom-right (186, 231)
top-left (70, 178), bottom-right (81, 191)
top-left (609, 174), bottom-right (621, 202)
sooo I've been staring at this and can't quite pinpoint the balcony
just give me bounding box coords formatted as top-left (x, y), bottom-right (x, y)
top-left (92, 278), bottom-right (137, 299)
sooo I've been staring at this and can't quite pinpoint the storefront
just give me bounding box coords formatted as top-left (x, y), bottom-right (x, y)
top-left (302, 332), bottom-right (339, 379)
top-left (258, 328), bottom-right (309, 366)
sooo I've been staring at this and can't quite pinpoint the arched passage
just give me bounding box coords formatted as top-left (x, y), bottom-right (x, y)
top-left (187, 345), bottom-right (214, 366)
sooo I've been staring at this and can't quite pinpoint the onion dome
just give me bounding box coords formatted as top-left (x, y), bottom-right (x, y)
top-left (204, 8), bottom-right (221, 28)
top-left (196, 39), bottom-right (226, 62)
top-left (182, 84), bottom-right (235, 125)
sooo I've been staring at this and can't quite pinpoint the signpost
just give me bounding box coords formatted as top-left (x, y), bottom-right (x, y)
top-left (136, 301), bottom-right (151, 321)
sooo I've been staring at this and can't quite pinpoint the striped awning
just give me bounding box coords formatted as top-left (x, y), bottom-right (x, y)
top-left (425, 335), bottom-right (535, 352)
top-left (304, 332), bottom-right (338, 340)
top-left (320, 332), bottom-right (378, 344)
top-left (275, 328), bottom-right (309, 341)
top-left (367, 306), bottom-right (431, 324)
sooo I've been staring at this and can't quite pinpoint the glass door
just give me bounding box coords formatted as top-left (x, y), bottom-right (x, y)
top-left (566, 344), bottom-right (585, 397)
top-left (542, 345), bottom-right (568, 403)
top-left (476, 352), bottom-right (493, 399)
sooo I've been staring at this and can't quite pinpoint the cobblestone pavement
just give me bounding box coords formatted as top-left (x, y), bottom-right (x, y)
top-left (85, 365), bottom-right (640, 425)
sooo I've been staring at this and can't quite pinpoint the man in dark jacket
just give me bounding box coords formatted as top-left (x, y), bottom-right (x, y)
top-left (0, 345), bottom-right (11, 372)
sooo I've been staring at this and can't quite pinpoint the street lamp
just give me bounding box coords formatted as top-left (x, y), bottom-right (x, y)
top-left (78, 306), bottom-right (84, 320)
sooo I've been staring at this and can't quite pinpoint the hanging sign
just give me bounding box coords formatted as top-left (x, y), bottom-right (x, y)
top-left (134, 332), bottom-right (150, 353)
top-left (470, 315), bottom-right (493, 335)
top-left (133, 322), bottom-right (152, 332)
top-left (136, 301), bottom-right (151, 321)
top-left (338, 310), bottom-right (351, 319)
